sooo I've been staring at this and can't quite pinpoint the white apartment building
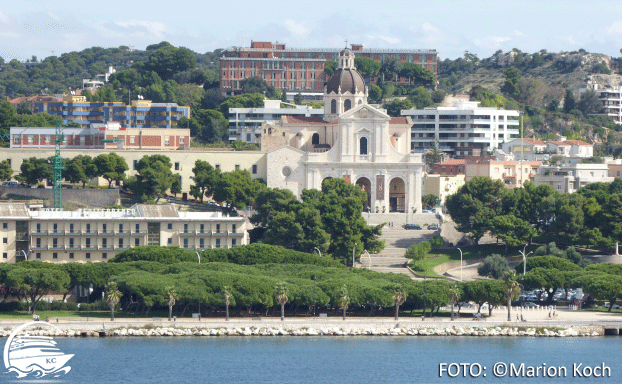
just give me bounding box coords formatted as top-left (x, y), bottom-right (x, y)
top-left (533, 163), bottom-right (613, 193)
top-left (502, 137), bottom-right (593, 161)
top-left (0, 203), bottom-right (249, 263)
top-left (401, 101), bottom-right (520, 157)
top-left (228, 99), bottom-right (323, 143)
top-left (580, 83), bottom-right (622, 123)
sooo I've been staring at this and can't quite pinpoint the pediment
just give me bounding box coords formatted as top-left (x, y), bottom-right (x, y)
top-left (339, 103), bottom-right (390, 121)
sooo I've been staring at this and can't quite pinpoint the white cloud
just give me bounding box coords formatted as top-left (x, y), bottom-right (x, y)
top-left (473, 35), bottom-right (511, 50)
top-left (283, 19), bottom-right (310, 37)
top-left (555, 34), bottom-right (580, 46)
top-left (514, 30), bottom-right (524, 36)
top-left (113, 19), bottom-right (169, 40)
top-left (377, 35), bottom-right (400, 44)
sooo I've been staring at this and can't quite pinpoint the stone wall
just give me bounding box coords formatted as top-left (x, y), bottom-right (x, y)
top-left (0, 187), bottom-right (120, 207)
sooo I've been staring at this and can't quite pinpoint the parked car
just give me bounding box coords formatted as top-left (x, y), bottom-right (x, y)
top-left (522, 302), bottom-right (539, 308)
top-left (603, 303), bottom-right (621, 309)
top-left (427, 224), bottom-right (439, 230)
top-left (404, 224), bottom-right (422, 230)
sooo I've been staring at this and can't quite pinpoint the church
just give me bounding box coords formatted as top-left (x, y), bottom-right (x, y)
top-left (264, 48), bottom-right (425, 214)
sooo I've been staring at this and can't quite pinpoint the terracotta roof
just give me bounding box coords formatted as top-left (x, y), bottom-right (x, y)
top-left (326, 68), bottom-right (366, 94)
top-left (522, 138), bottom-right (546, 145)
top-left (434, 159), bottom-right (465, 166)
top-left (548, 141), bottom-right (571, 146)
top-left (284, 116), bottom-right (336, 125)
top-left (565, 139), bottom-right (592, 146)
top-left (389, 116), bottom-right (408, 124)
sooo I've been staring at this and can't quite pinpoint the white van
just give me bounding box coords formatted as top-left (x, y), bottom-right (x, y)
top-left (1, 181), bottom-right (18, 187)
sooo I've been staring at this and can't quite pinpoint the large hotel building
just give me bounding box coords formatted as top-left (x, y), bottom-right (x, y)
top-left (220, 41), bottom-right (438, 96)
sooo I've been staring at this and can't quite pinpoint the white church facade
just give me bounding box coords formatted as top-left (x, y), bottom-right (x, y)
top-left (264, 49), bottom-right (425, 214)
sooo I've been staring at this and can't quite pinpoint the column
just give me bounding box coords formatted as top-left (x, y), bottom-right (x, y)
top-left (414, 169), bottom-right (423, 213)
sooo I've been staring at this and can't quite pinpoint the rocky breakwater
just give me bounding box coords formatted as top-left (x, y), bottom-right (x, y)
top-left (0, 325), bottom-right (604, 338)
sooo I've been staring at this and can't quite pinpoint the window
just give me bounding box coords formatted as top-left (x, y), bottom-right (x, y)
top-left (52, 238), bottom-right (57, 248)
top-left (215, 239), bottom-right (221, 248)
top-left (215, 164), bottom-right (220, 169)
top-left (2, 238), bottom-right (6, 244)
top-left (86, 224), bottom-right (91, 233)
top-left (36, 238), bottom-right (41, 247)
top-left (102, 238), bottom-right (107, 248)
top-left (36, 223), bottom-right (41, 233)
top-left (135, 224), bottom-right (140, 232)
top-left (232, 239), bottom-right (236, 246)
top-left (86, 238), bottom-right (91, 248)
top-left (70, 223), bottom-right (74, 233)
top-left (135, 238), bottom-right (140, 246)
top-left (2, 253), bottom-right (6, 259)
top-left (53, 253), bottom-right (58, 259)
top-left (69, 238), bottom-right (74, 248)
top-left (199, 238), bottom-right (204, 249)
top-left (86, 253), bottom-right (91, 259)
top-left (184, 224), bottom-right (188, 233)
top-left (312, 133), bottom-right (320, 145)
top-left (36, 253), bottom-right (41, 259)
top-left (252, 164), bottom-right (257, 174)
top-left (200, 224), bottom-right (205, 233)
top-left (216, 224), bottom-right (220, 233)
top-left (360, 137), bottom-right (368, 155)
top-left (175, 162), bottom-right (180, 171)
top-left (133, 160), bottom-right (138, 170)
top-left (119, 224), bottom-right (124, 233)
top-left (344, 99), bottom-right (352, 111)
top-left (331, 99), bottom-right (337, 114)
top-left (119, 238), bottom-right (124, 248)
top-left (235, 165), bottom-right (240, 170)
top-left (2, 223), bottom-right (7, 229)
top-left (102, 224), bottom-right (107, 233)
top-left (183, 238), bottom-right (188, 249)
top-left (102, 253), bottom-right (107, 259)
top-left (168, 223), bottom-right (172, 230)
top-left (232, 224), bottom-right (236, 233)
top-left (69, 253), bottom-right (74, 259)
top-left (168, 238), bottom-right (173, 245)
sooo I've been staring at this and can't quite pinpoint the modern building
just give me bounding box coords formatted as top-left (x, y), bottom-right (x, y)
top-left (465, 158), bottom-right (542, 189)
top-left (424, 173), bottom-right (465, 204)
top-left (0, 203), bottom-right (249, 263)
top-left (220, 41), bottom-right (437, 96)
top-left (9, 124), bottom-right (190, 151)
top-left (501, 138), bottom-right (547, 161)
top-left (580, 82), bottom-right (622, 123)
top-left (34, 95), bottom-right (190, 129)
top-left (263, 48), bottom-right (425, 214)
top-left (228, 99), bottom-right (323, 143)
top-left (401, 101), bottom-right (520, 157)
top-left (533, 163), bottom-right (613, 193)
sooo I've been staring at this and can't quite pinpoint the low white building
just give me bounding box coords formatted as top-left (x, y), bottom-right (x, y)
top-left (501, 138), bottom-right (547, 161)
top-left (533, 163), bottom-right (613, 193)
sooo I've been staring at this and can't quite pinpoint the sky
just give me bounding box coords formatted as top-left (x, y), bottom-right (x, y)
top-left (1, 0), bottom-right (622, 62)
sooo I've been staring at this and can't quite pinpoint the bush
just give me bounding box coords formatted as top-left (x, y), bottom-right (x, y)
top-left (201, 244), bottom-right (342, 267)
top-left (477, 254), bottom-right (510, 279)
top-left (404, 241), bottom-right (431, 262)
top-left (430, 236), bottom-right (444, 249)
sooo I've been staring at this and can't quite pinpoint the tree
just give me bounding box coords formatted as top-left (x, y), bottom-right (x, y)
top-left (324, 60), bottom-right (338, 76)
top-left (240, 76), bottom-right (267, 94)
top-left (6, 266), bottom-right (70, 314)
top-left (146, 45), bottom-right (196, 81)
top-left (425, 139), bottom-right (443, 169)
top-left (339, 284), bottom-right (350, 320)
top-left (94, 153), bottom-right (128, 187)
top-left (578, 89), bottom-right (603, 115)
top-left (391, 285), bottom-right (407, 320)
top-left (409, 86), bottom-right (433, 109)
top-left (16, 100), bottom-right (35, 115)
top-left (490, 214), bottom-right (536, 250)
top-left (0, 160), bottom-right (13, 181)
top-left (501, 67), bottom-right (521, 98)
top-left (65, 155), bottom-right (97, 188)
top-left (223, 286), bottom-right (233, 321)
top-left (105, 281), bottom-right (123, 321)
top-left (404, 241), bottom-right (431, 269)
top-left (294, 93), bottom-right (303, 105)
top-left (354, 57), bottom-right (380, 81)
top-left (399, 62), bottom-right (422, 87)
top-left (422, 194), bottom-right (438, 209)
top-left (547, 99), bottom-right (559, 112)
top-left (478, 254), bottom-right (510, 279)
top-left (563, 89), bottom-right (576, 114)
top-left (583, 275), bottom-right (622, 311)
top-left (166, 286), bottom-right (179, 321)
top-left (171, 176), bottom-right (181, 197)
top-left (212, 169), bottom-right (265, 209)
top-left (463, 280), bottom-right (505, 316)
top-left (502, 270), bottom-right (521, 321)
top-left (275, 283), bottom-right (289, 321)
top-left (126, 154), bottom-right (175, 202)
top-left (383, 99), bottom-right (413, 117)
top-left (448, 283), bottom-right (461, 320)
top-left (16, 157), bottom-right (52, 186)
top-left (368, 84), bottom-right (383, 103)
top-left (379, 57), bottom-right (400, 82)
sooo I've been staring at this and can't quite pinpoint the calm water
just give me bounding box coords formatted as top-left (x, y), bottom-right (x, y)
top-left (2, 337), bottom-right (621, 383)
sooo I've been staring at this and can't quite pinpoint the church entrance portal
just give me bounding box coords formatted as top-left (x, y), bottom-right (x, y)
top-left (389, 178), bottom-right (405, 212)
top-left (355, 177), bottom-right (372, 211)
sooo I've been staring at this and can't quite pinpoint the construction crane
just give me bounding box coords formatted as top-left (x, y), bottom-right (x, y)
top-left (53, 122), bottom-right (64, 209)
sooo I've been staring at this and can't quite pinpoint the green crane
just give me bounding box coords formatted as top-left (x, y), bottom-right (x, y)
top-left (53, 122), bottom-right (65, 209)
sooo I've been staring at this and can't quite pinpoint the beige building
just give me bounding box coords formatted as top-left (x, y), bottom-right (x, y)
top-left (465, 159), bottom-right (542, 188)
top-left (534, 163), bottom-right (613, 193)
top-left (0, 203), bottom-right (249, 263)
top-left (424, 174), bottom-right (465, 204)
top-left (0, 148), bottom-right (267, 195)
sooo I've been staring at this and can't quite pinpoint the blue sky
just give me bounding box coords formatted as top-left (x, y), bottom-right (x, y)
top-left (1, 0), bottom-right (622, 62)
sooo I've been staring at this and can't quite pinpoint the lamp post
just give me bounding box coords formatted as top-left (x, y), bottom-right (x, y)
top-left (195, 251), bottom-right (201, 264)
top-left (364, 250), bottom-right (371, 270)
top-left (312, 275), bottom-right (316, 319)
top-left (313, 247), bottom-right (322, 258)
top-left (86, 275), bottom-right (90, 322)
top-left (519, 247), bottom-right (533, 276)
top-left (352, 243), bottom-right (356, 268)
top-left (20, 250), bottom-right (29, 261)
top-left (422, 276), bottom-right (427, 321)
top-left (457, 248), bottom-right (463, 282)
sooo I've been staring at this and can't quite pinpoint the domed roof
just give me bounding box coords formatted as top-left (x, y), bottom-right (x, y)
top-left (340, 48), bottom-right (354, 57)
top-left (326, 68), bottom-right (365, 94)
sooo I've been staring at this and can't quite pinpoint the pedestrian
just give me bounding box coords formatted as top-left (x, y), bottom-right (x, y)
top-left (516, 314), bottom-right (519, 321)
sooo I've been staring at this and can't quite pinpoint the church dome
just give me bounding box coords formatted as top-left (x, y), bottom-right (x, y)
top-left (326, 67), bottom-right (365, 94)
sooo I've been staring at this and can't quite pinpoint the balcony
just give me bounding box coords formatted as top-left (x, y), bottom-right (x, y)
top-left (502, 173), bottom-right (516, 178)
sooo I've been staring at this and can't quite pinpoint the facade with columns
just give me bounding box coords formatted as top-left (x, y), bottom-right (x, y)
top-left (265, 49), bottom-right (425, 214)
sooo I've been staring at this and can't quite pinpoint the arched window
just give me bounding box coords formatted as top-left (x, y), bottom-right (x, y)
top-left (344, 99), bottom-right (352, 111)
top-left (312, 133), bottom-right (320, 145)
top-left (331, 99), bottom-right (337, 114)
top-left (360, 137), bottom-right (368, 155)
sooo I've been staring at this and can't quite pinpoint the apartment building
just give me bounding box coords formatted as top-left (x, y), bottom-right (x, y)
top-left (402, 101), bottom-right (520, 157)
top-left (533, 163), bottom-right (613, 193)
top-left (35, 96), bottom-right (190, 129)
top-left (220, 41), bottom-right (437, 96)
top-left (424, 173), bottom-right (465, 204)
top-left (228, 99), bottom-right (323, 143)
top-left (465, 159), bottom-right (542, 188)
top-left (0, 203), bottom-right (249, 263)
top-left (580, 83), bottom-right (622, 123)
top-left (431, 159), bottom-right (465, 175)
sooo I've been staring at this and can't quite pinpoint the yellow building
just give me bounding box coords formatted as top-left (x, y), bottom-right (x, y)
top-left (465, 159), bottom-right (541, 188)
top-left (0, 203), bottom-right (249, 263)
top-left (424, 174), bottom-right (465, 204)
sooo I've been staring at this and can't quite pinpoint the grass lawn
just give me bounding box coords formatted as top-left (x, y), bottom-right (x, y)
top-left (0, 309), bottom-right (174, 320)
top-left (411, 244), bottom-right (540, 278)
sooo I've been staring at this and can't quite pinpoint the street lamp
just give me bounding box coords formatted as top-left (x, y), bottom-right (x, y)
top-left (313, 247), bottom-right (322, 258)
top-left (457, 248), bottom-right (463, 282)
top-left (519, 247), bottom-right (533, 276)
top-left (195, 251), bottom-right (201, 264)
top-left (422, 276), bottom-right (427, 321)
top-left (364, 250), bottom-right (371, 270)
top-left (20, 250), bottom-right (29, 261)
top-left (352, 243), bottom-right (356, 268)
top-left (312, 275), bottom-right (316, 319)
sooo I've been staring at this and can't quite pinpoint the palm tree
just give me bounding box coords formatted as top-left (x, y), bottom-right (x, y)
top-left (105, 282), bottom-right (123, 322)
top-left (166, 286), bottom-right (179, 321)
top-left (503, 270), bottom-right (522, 321)
top-left (223, 286), bottom-right (232, 321)
top-left (391, 285), bottom-right (407, 321)
top-left (275, 283), bottom-right (289, 321)
top-left (338, 285), bottom-right (350, 321)
top-left (448, 283), bottom-right (461, 321)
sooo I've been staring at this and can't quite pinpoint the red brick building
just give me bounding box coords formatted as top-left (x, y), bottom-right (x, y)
top-left (220, 41), bottom-right (437, 96)
top-left (432, 159), bottom-right (466, 175)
